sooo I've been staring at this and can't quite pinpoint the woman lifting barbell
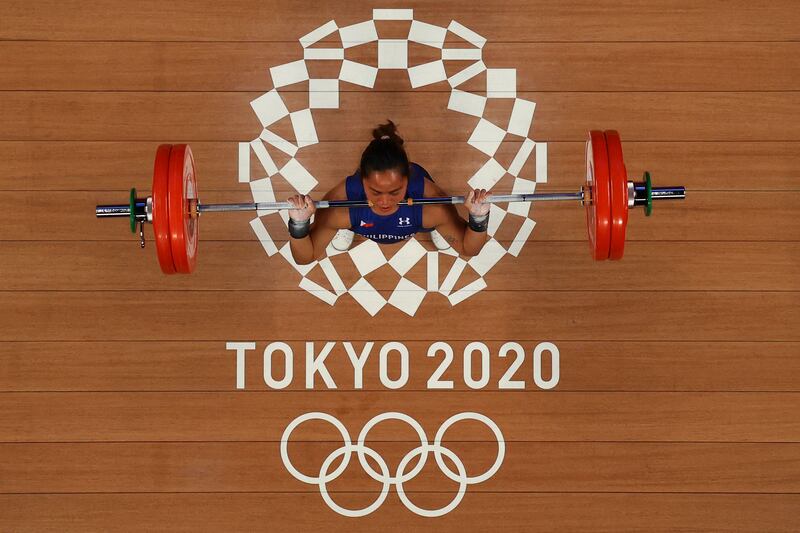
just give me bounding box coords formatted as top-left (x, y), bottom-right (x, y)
top-left (286, 120), bottom-right (493, 265)
top-left (93, 129), bottom-right (686, 273)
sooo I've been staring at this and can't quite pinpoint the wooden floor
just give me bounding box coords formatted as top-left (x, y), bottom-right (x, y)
top-left (1, 1), bottom-right (799, 531)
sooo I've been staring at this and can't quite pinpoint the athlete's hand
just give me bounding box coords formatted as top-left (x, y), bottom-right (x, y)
top-left (287, 194), bottom-right (316, 222)
top-left (465, 188), bottom-right (491, 217)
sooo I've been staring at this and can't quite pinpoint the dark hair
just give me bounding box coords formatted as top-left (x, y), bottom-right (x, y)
top-left (358, 119), bottom-right (410, 180)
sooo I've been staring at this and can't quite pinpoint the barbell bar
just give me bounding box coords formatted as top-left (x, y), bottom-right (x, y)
top-left (96, 192), bottom-right (589, 217)
top-left (94, 130), bottom-right (686, 273)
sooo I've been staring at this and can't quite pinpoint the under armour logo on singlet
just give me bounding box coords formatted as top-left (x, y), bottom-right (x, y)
top-left (398, 217), bottom-right (411, 227)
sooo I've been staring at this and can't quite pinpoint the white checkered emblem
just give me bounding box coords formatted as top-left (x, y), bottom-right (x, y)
top-left (240, 9), bottom-right (546, 316)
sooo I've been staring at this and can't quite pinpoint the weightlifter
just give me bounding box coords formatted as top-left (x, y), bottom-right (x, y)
top-left (286, 120), bottom-right (493, 265)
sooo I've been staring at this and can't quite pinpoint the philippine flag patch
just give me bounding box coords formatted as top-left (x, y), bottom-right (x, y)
top-left (360, 221), bottom-right (374, 228)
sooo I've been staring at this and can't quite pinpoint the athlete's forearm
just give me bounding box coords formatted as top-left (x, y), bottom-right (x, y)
top-left (463, 225), bottom-right (488, 256)
top-left (289, 231), bottom-right (316, 265)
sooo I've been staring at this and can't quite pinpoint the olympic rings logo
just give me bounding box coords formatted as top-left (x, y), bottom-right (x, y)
top-left (280, 412), bottom-right (505, 517)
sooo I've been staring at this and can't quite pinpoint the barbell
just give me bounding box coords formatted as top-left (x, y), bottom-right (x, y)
top-left (94, 130), bottom-right (685, 274)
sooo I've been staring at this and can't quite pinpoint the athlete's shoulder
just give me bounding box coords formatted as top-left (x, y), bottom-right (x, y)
top-left (410, 161), bottom-right (433, 179)
top-left (323, 178), bottom-right (348, 201)
top-left (312, 179), bottom-right (350, 228)
top-left (421, 178), bottom-right (451, 227)
top-left (422, 176), bottom-right (447, 197)
top-left (421, 177), bottom-right (460, 227)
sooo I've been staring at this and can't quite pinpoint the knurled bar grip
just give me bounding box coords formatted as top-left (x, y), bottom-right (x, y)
top-left (196, 192), bottom-right (586, 213)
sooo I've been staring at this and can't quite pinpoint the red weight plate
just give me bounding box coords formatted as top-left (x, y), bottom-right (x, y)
top-left (584, 130), bottom-right (611, 260)
top-left (152, 144), bottom-right (176, 274)
top-left (605, 130), bottom-right (629, 260)
top-left (167, 144), bottom-right (199, 274)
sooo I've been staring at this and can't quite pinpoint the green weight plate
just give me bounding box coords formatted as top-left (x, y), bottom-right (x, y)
top-left (129, 188), bottom-right (137, 233)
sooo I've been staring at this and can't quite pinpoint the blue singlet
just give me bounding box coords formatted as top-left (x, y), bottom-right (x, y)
top-left (345, 163), bottom-right (435, 244)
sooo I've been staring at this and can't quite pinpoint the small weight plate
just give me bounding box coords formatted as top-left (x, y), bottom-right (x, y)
top-left (604, 130), bottom-right (628, 260)
top-left (129, 188), bottom-right (137, 234)
top-left (644, 171), bottom-right (653, 216)
top-left (584, 130), bottom-right (612, 260)
top-left (167, 144), bottom-right (199, 274)
top-left (152, 144), bottom-right (176, 274)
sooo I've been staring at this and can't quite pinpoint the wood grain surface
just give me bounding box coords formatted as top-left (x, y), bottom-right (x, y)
top-left (2, 341), bottom-right (798, 392)
top-left (2, 91), bottom-right (798, 141)
top-left (2, 141), bottom-right (798, 191)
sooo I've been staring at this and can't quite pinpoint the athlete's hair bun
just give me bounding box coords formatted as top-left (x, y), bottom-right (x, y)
top-left (372, 119), bottom-right (404, 146)
top-left (360, 119), bottom-right (410, 179)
